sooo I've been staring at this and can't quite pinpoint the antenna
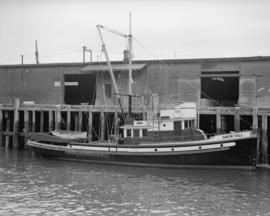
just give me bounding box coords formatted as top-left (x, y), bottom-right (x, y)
top-left (35, 40), bottom-right (39, 64)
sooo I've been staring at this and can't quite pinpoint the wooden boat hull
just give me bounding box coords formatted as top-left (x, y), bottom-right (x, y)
top-left (27, 135), bottom-right (257, 168)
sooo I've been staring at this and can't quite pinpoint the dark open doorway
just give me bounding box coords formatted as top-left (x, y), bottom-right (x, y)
top-left (201, 72), bottom-right (239, 106)
top-left (64, 74), bottom-right (96, 105)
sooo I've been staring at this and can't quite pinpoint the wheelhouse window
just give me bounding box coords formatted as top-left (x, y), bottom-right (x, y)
top-left (126, 129), bottom-right (132, 137)
top-left (184, 121), bottom-right (188, 128)
top-left (134, 129), bottom-right (140, 137)
top-left (142, 129), bottom-right (147, 137)
top-left (104, 84), bottom-right (112, 98)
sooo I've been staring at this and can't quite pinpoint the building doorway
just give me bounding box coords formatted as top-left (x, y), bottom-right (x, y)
top-left (201, 71), bottom-right (239, 107)
top-left (64, 74), bottom-right (96, 105)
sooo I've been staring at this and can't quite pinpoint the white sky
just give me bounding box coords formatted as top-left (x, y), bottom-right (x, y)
top-left (0, 0), bottom-right (270, 65)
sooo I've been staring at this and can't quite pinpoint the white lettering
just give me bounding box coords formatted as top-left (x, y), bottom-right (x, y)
top-left (64, 82), bottom-right (79, 86)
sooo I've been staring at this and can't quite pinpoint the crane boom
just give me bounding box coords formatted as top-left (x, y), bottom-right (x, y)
top-left (96, 25), bottom-right (125, 116)
top-left (96, 25), bottom-right (120, 96)
top-left (97, 25), bottom-right (128, 38)
top-left (96, 15), bottom-right (133, 118)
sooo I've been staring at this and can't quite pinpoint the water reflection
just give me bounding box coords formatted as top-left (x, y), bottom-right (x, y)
top-left (1, 148), bottom-right (270, 215)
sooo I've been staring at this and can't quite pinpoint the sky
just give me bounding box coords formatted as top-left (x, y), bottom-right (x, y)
top-left (0, 0), bottom-right (270, 65)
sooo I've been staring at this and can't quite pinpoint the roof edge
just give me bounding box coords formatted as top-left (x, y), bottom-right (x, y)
top-left (1, 56), bottom-right (270, 68)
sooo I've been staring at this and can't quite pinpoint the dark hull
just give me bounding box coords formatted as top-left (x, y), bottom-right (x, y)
top-left (28, 138), bottom-right (257, 168)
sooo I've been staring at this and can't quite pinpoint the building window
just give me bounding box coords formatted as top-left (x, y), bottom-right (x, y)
top-left (104, 84), bottom-right (112, 97)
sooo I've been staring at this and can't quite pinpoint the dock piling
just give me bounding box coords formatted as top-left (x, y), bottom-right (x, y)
top-left (262, 114), bottom-right (268, 164)
top-left (0, 105), bottom-right (3, 147)
top-left (13, 98), bottom-right (20, 148)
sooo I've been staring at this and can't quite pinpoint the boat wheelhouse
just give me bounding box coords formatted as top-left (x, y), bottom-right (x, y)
top-left (121, 103), bottom-right (206, 144)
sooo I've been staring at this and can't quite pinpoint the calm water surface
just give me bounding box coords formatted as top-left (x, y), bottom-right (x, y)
top-left (0, 148), bottom-right (270, 216)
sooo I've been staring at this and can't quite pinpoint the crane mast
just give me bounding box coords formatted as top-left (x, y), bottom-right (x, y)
top-left (96, 15), bottom-right (133, 118)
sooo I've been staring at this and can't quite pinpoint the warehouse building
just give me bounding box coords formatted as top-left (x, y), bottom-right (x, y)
top-left (0, 56), bottom-right (270, 108)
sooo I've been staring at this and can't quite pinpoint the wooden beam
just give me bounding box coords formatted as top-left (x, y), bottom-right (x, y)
top-left (261, 114), bottom-right (268, 164)
top-left (13, 98), bottom-right (20, 148)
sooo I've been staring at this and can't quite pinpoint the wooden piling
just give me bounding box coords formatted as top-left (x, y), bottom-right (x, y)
top-left (100, 109), bottom-right (105, 140)
top-left (234, 108), bottom-right (240, 132)
top-left (67, 106), bottom-right (71, 131)
top-left (13, 98), bottom-right (20, 148)
top-left (24, 109), bottom-right (29, 147)
top-left (5, 112), bottom-right (10, 149)
top-left (74, 113), bottom-right (79, 131)
top-left (0, 105), bottom-right (3, 146)
top-left (55, 106), bottom-right (61, 130)
top-left (253, 107), bottom-right (260, 161)
top-left (40, 110), bottom-right (44, 132)
top-left (88, 108), bottom-right (93, 142)
top-left (252, 107), bottom-right (258, 130)
top-left (48, 110), bottom-right (53, 132)
top-left (78, 108), bottom-right (82, 132)
top-left (32, 110), bottom-right (36, 132)
top-left (216, 107), bottom-right (221, 134)
top-left (262, 114), bottom-right (268, 164)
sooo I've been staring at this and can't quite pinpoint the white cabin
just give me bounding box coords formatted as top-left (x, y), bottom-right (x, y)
top-left (121, 103), bottom-right (197, 138)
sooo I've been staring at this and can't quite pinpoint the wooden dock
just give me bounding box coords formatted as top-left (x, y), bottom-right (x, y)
top-left (0, 99), bottom-right (269, 164)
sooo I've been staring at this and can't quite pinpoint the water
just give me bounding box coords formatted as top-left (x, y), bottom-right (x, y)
top-left (0, 148), bottom-right (270, 216)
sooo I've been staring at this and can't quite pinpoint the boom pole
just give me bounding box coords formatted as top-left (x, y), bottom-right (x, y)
top-left (96, 25), bottom-right (125, 116)
top-left (97, 25), bottom-right (120, 95)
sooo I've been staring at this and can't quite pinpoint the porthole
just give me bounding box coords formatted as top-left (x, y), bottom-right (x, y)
top-left (198, 146), bottom-right (202, 149)
top-left (220, 144), bottom-right (223, 147)
top-left (171, 148), bottom-right (174, 151)
top-left (155, 148), bottom-right (157, 152)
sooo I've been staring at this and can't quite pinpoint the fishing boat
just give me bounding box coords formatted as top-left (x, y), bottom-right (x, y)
top-left (27, 18), bottom-right (258, 168)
